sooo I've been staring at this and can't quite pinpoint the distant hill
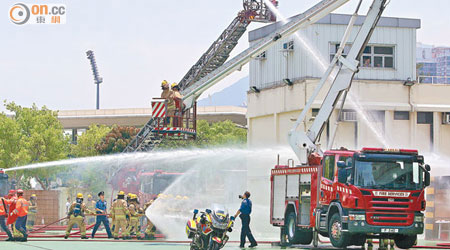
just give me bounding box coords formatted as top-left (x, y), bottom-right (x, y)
top-left (197, 77), bottom-right (248, 107)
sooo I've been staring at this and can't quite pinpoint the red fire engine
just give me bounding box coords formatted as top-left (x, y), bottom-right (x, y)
top-left (111, 168), bottom-right (182, 200)
top-left (270, 0), bottom-right (431, 249)
top-left (271, 148), bottom-right (430, 249)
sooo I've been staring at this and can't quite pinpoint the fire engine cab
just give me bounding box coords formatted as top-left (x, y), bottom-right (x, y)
top-left (271, 148), bottom-right (431, 248)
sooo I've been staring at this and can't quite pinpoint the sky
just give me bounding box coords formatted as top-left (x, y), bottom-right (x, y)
top-left (1, 0), bottom-right (449, 112)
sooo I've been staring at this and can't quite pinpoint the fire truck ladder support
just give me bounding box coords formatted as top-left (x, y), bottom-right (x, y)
top-left (288, 0), bottom-right (388, 165)
top-left (178, 17), bottom-right (249, 90)
top-left (123, 0), bottom-right (276, 153)
top-left (123, 117), bottom-right (161, 152)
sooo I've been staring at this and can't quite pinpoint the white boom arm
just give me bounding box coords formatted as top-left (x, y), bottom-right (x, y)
top-left (288, 0), bottom-right (388, 165)
top-left (181, 0), bottom-right (351, 109)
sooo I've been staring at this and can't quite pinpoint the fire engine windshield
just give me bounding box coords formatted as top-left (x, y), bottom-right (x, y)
top-left (354, 154), bottom-right (424, 190)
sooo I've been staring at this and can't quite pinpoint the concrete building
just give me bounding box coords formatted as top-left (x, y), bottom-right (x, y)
top-left (417, 43), bottom-right (450, 84)
top-left (246, 13), bottom-right (450, 156)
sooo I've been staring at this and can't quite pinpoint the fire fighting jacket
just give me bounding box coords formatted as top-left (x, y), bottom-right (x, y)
top-left (29, 199), bottom-right (37, 214)
top-left (111, 199), bottom-right (129, 217)
top-left (14, 197), bottom-right (29, 217)
top-left (161, 89), bottom-right (175, 111)
top-left (68, 200), bottom-right (89, 217)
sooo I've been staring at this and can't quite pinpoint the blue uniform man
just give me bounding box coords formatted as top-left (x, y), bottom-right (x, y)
top-left (234, 191), bottom-right (257, 248)
top-left (91, 191), bottom-right (112, 238)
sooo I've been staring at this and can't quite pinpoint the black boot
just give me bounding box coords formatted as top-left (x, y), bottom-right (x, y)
top-left (5, 237), bottom-right (14, 241)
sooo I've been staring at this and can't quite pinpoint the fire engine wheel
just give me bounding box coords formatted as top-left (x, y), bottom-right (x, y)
top-left (328, 213), bottom-right (351, 248)
top-left (394, 234), bottom-right (417, 249)
top-left (285, 212), bottom-right (313, 245)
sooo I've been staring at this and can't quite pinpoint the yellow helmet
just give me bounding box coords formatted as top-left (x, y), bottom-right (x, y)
top-left (131, 194), bottom-right (138, 199)
top-left (171, 83), bottom-right (178, 89)
top-left (77, 193), bottom-right (83, 199)
top-left (183, 196), bottom-right (189, 200)
top-left (118, 191), bottom-right (125, 196)
top-left (88, 194), bottom-right (92, 198)
top-left (31, 194), bottom-right (37, 197)
top-left (161, 80), bottom-right (168, 87)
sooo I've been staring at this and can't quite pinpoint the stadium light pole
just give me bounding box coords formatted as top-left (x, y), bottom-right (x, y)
top-left (86, 50), bottom-right (103, 110)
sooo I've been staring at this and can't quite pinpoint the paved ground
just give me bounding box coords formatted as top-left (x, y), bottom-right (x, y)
top-left (1, 239), bottom-right (445, 250)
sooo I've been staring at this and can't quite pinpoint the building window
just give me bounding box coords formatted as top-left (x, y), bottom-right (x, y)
top-left (323, 155), bottom-right (335, 180)
top-left (417, 112), bottom-right (433, 124)
top-left (394, 111), bottom-right (410, 120)
top-left (330, 44), bottom-right (395, 69)
top-left (283, 40), bottom-right (294, 51)
top-left (367, 110), bottom-right (385, 122)
top-left (330, 43), bottom-right (350, 62)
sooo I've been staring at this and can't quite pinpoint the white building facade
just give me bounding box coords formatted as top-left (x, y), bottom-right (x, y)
top-left (247, 13), bottom-right (450, 156)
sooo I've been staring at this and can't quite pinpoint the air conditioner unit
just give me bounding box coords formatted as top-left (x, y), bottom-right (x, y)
top-left (340, 110), bottom-right (357, 122)
top-left (443, 112), bottom-right (450, 124)
top-left (282, 41), bottom-right (294, 51)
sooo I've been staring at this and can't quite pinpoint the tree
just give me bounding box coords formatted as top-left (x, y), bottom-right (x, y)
top-left (70, 124), bottom-right (111, 157)
top-left (2, 102), bottom-right (69, 189)
top-left (0, 113), bottom-right (28, 168)
top-left (158, 120), bottom-right (247, 149)
top-left (96, 126), bottom-right (140, 154)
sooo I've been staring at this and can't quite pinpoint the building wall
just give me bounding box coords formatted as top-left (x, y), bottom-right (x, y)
top-left (250, 24), bottom-right (417, 89)
top-left (247, 80), bottom-right (450, 155)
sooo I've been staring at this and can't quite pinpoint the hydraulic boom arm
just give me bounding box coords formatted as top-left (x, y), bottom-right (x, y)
top-left (288, 0), bottom-right (388, 165)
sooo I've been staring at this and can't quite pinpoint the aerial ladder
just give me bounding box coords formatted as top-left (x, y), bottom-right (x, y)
top-left (123, 0), bottom-right (278, 152)
top-left (124, 0), bottom-right (385, 153)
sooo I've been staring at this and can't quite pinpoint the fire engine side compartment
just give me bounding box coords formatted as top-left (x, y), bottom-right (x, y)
top-left (270, 166), bottom-right (318, 229)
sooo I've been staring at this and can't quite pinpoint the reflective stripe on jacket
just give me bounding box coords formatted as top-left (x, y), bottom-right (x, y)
top-left (15, 197), bottom-right (29, 217)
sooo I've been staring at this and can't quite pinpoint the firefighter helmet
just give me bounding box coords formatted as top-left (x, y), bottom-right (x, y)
top-left (77, 193), bottom-right (83, 199)
top-left (161, 80), bottom-right (169, 87)
top-left (118, 191), bottom-right (125, 196)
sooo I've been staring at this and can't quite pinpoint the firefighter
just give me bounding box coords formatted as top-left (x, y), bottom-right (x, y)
top-left (91, 191), bottom-right (112, 239)
top-left (86, 194), bottom-right (96, 225)
top-left (112, 191), bottom-right (129, 240)
top-left (234, 191), bottom-right (257, 248)
top-left (12, 189), bottom-right (29, 242)
top-left (65, 193), bottom-right (91, 239)
top-left (171, 83), bottom-right (184, 127)
top-left (126, 194), bottom-right (142, 239)
top-left (27, 194), bottom-right (37, 230)
top-left (161, 80), bottom-right (174, 125)
top-left (0, 195), bottom-right (13, 241)
top-left (126, 193), bottom-right (133, 232)
top-left (7, 190), bottom-right (22, 239)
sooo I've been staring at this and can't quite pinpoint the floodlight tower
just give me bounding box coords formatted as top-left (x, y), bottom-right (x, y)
top-left (86, 50), bottom-right (103, 110)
